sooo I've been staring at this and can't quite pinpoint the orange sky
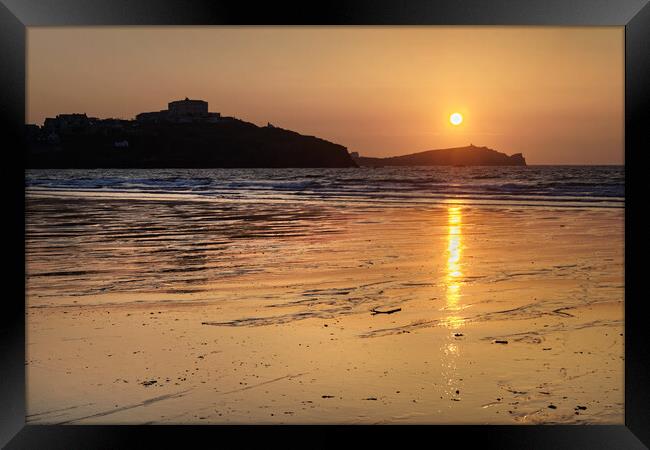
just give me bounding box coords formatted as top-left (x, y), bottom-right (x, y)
top-left (27, 27), bottom-right (624, 164)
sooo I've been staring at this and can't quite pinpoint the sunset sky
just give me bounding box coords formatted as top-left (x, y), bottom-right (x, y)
top-left (27, 27), bottom-right (624, 164)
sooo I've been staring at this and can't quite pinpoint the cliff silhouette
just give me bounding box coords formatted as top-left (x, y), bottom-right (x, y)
top-left (353, 145), bottom-right (526, 167)
top-left (26, 109), bottom-right (525, 169)
top-left (26, 117), bottom-right (357, 169)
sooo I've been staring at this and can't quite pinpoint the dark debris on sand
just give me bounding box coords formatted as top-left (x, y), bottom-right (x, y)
top-left (371, 307), bottom-right (402, 315)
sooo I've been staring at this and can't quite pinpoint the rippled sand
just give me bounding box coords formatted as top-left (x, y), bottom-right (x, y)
top-left (26, 193), bottom-right (624, 424)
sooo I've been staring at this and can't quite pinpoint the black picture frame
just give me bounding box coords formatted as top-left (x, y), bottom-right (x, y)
top-left (1, 0), bottom-right (649, 448)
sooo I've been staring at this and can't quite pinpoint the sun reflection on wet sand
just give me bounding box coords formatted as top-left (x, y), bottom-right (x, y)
top-left (440, 204), bottom-right (466, 399)
top-left (443, 205), bottom-right (465, 329)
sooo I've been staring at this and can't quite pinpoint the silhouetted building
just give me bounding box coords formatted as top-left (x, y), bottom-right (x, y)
top-left (136, 111), bottom-right (169, 123)
top-left (169, 98), bottom-right (207, 116)
top-left (44, 113), bottom-right (91, 132)
top-left (137, 98), bottom-right (221, 124)
top-left (96, 118), bottom-right (131, 129)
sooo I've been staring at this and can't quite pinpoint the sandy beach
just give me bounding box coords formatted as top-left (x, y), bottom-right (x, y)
top-left (25, 187), bottom-right (624, 425)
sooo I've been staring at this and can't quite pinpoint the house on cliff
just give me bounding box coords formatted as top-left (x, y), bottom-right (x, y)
top-left (136, 98), bottom-right (221, 124)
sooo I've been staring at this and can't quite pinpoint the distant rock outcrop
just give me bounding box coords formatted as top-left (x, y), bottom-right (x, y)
top-left (26, 117), bottom-right (357, 168)
top-left (353, 145), bottom-right (526, 167)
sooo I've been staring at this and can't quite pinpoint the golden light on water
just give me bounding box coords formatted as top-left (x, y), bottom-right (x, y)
top-left (446, 206), bottom-right (463, 300)
top-left (444, 205), bottom-right (465, 328)
top-left (440, 204), bottom-right (465, 393)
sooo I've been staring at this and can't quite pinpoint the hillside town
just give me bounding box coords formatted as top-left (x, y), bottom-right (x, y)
top-left (26, 98), bottom-right (223, 147)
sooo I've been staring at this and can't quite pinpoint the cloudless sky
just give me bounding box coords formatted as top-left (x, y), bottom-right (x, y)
top-left (27, 27), bottom-right (624, 164)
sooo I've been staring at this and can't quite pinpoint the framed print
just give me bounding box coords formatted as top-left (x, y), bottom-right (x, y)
top-left (1, 0), bottom-right (649, 448)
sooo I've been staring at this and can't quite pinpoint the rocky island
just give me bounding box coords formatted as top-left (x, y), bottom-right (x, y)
top-left (352, 145), bottom-right (526, 167)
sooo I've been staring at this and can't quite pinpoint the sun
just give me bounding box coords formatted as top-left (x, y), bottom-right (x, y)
top-left (450, 113), bottom-right (463, 126)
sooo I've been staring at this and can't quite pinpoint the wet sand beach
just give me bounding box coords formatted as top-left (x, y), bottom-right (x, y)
top-left (26, 182), bottom-right (624, 424)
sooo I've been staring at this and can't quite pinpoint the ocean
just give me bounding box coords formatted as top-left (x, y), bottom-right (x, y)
top-left (26, 166), bottom-right (624, 209)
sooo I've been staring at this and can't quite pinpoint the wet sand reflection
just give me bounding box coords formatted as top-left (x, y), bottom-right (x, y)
top-left (443, 205), bottom-right (465, 329)
top-left (441, 204), bottom-right (465, 399)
